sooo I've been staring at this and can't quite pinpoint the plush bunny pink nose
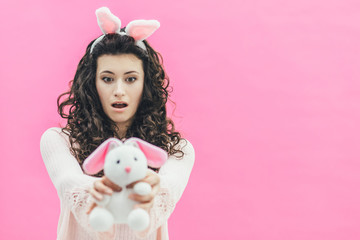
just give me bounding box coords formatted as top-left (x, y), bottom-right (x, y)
top-left (125, 167), bottom-right (131, 173)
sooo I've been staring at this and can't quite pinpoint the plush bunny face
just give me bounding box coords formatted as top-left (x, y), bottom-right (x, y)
top-left (104, 144), bottom-right (148, 186)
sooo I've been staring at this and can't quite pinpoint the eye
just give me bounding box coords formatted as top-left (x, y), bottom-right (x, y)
top-left (116, 159), bottom-right (120, 164)
top-left (102, 77), bottom-right (113, 83)
top-left (126, 77), bottom-right (137, 83)
top-left (134, 157), bottom-right (137, 161)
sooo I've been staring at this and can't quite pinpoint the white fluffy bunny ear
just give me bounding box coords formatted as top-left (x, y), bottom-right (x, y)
top-left (125, 137), bottom-right (167, 168)
top-left (96, 7), bottom-right (121, 34)
top-left (125, 20), bottom-right (160, 42)
top-left (83, 138), bottom-right (123, 175)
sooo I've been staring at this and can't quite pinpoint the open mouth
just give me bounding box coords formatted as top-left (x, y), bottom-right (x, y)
top-left (112, 103), bottom-right (128, 109)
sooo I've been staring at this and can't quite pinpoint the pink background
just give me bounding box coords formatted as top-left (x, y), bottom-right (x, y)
top-left (1, 0), bottom-right (360, 239)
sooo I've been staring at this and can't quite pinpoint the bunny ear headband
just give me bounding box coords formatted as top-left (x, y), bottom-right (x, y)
top-left (90, 7), bottom-right (160, 54)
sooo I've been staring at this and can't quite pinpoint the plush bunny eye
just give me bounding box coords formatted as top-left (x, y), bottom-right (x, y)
top-left (134, 157), bottom-right (137, 161)
top-left (116, 160), bottom-right (121, 164)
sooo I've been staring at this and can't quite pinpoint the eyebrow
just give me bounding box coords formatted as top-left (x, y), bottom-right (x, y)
top-left (100, 70), bottom-right (114, 74)
top-left (99, 70), bottom-right (139, 75)
top-left (124, 71), bottom-right (139, 75)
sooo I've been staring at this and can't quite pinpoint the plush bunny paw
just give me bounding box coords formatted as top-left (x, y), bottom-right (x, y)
top-left (134, 182), bottom-right (152, 196)
top-left (128, 208), bottom-right (150, 231)
top-left (89, 207), bottom-right (114, 232)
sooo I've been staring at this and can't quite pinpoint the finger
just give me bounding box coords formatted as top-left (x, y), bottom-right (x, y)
top-left (126, 170), bottom-right (159, 189)
top-left (126, 172), bottom-right (152, 188)
top-left (137, 170), bottom-right (160, 186)
top-left (152, 183), bottom-right (160, 195)
top-left (126, 181), bottom-right (137, 189)
top-left (129, 180), bottom-right (160, 202)
top-left (146, 174), bottom-right (160, 187)
top-left (135, 200), bottom-right (154, 212)
top-left (129, 190), bottom-right (156, 202)
top-left (89, 188), bottom-right (104, 201)
top-left (126, 178), bottom-right (151, 189)
top-left (103, 177), bottom-right (122, 192)
top-left (86, 202), bottom-right (97, 214)
top-left (145, 169), bottom-right (160, 186)
top-left (94, 180), bottom-right (113, 195)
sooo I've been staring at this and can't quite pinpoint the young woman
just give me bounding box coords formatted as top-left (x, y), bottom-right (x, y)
top-left (40, 7), bottom-right (194, 240)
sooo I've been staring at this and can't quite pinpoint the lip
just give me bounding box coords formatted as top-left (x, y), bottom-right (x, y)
top-left (111, 101), bottom-right (128, 112)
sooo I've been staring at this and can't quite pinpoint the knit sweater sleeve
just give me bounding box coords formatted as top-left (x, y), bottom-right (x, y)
top-left (40, 127), bottom-right (100, 231)
top-left (41, 127), bottom-right (195, 238)
top-left (136, 139), bottom-right (195, 238)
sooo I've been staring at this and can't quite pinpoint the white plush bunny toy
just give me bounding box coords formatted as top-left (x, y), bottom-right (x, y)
top-left (83, 137), bottom-right (167, 232)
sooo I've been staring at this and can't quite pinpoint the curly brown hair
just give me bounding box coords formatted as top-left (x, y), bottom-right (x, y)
top-left (57, 33), bottom-right (184, 176)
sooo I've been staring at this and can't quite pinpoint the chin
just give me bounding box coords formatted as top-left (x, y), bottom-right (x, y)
top-left (107, 112), bottom-right (135, 127)
top-left (112, 118), bottom-right (130, 124)
top-left (113, 116), bottom-right (134, 125)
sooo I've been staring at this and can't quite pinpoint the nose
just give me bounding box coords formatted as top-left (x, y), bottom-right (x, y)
top-left (114, 81), bottom-right (125, 97)
top-left (125, 167), bottom-right (131, 173)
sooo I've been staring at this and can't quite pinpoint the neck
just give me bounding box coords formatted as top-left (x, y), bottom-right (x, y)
top-left (115, 117), bottom-right (135, 139)
top-left (115, 124), bottom-right (128, 139)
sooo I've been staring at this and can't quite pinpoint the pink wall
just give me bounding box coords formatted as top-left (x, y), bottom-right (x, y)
top-left (1, 0), bottom-right (360, 239)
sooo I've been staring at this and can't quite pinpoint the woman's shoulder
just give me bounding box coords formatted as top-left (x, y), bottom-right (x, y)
top-left (41, 127), bottom-right (68, 138)
top-left (179, 138), bottom-right (194, 151)
top-left (172, 138), bottom-right (195, 160)
top-left (40, 127), bottom-right (70, 146)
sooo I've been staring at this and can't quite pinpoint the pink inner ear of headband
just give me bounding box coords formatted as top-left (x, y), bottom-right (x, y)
top-left (125, 20), bottom-right (160, 41)
top-left (96, 7), bottom-right (121, 34)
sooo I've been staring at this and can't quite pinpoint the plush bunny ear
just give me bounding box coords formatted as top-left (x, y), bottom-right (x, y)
top-left (125, 137), bottom-right (167, 168)
top-left (95, 7), bottom-right (121, 34)
top-left (83, 138), bottom-right (123, 175)
top-left (125, 20), bottom-right (160, 41)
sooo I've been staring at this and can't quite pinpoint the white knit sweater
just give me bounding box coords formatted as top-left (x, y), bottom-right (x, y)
top-left (40, 127), bottom-right (195, 240)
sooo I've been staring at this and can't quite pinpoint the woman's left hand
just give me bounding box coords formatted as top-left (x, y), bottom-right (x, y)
top-left (128, 169), bottom-right (160, 212)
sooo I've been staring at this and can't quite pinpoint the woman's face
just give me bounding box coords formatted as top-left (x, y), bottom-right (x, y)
top-left (96, 54), bottom-right (144, 133)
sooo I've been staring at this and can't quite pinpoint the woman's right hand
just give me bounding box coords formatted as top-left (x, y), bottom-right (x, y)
top-left (87, 176), bottom-right (122, 214)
